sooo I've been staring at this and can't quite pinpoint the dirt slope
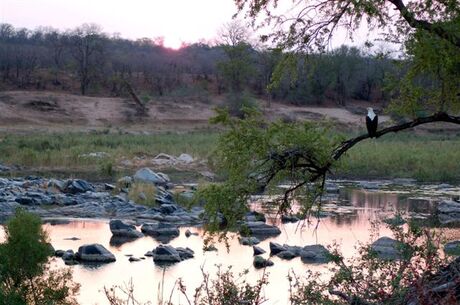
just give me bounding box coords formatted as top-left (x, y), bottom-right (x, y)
top-left (0, 91), bottom-right (387, 132)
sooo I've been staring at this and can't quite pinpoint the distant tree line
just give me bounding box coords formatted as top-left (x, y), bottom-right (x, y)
top-left (0, 22), bottom-right (397, 106)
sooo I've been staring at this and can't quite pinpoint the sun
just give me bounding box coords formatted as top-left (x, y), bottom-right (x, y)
top-left (163, 37), bottom-right (183, 50)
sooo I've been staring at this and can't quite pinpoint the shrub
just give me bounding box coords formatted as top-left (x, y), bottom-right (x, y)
top-left (0, 209), bottom-right (79, 305)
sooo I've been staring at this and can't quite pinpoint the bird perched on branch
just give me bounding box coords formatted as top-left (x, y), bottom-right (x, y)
top-left (366, 107), bottom-right (378, 138)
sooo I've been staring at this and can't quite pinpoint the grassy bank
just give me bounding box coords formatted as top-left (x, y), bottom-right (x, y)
top-left (1, 130), bottom-right (459, 183)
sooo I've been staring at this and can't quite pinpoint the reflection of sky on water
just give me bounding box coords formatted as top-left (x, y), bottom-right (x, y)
top-left (0, 187), bottom-right (455, 305)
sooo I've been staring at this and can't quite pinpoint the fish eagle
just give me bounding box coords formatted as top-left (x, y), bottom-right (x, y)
top-left (366, 107), bottom-right (378, 138)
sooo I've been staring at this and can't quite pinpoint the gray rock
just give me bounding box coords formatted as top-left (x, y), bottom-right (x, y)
top-left (281, 214), bottom-right (300, 223)
top-left (141, 223), bottom-right (180, 237)
top-left (444, 240), bottom-right (460, 256)
top-left (185, 229), bottom-right (192, 237)
top-left (437, 200), bottom-right (460, 225)
top-left (176, 247), bottom-right (194, 260)
top-left (253, 246), bottom-right (266, 256)
top-left (253, 256), bottom-right (274, 269)
top-left (15, 196), bottom-right (36, 206)
top-left (240, 236), bottom-right (260, 246)
top-left (105, 183), bottom-right (116, 191)
top-left (76, 244), bottom-right (116, 263)
top-left (244, 211), bottom-right (266, 223)
top-left (62, 250), bottom-right (75, 261)
top-left (159, 204), bottom-right (177, 215)
top-left (129, 257), bottom-right (141, 262)
top-left (243, 222), bottom-right (281, 236)
top-left (204, 245), bottom-right (218, 252)
top-left (277, 250), bottom-right (296, 260)
top-left (55, 250), bottom-right (65, 257)
top-left (134, 168), bottom-right (169, 186)
top-left (144, 251), bottom-right (154, 257)
top-left (153, 245), bottom-right (181, 263)
top-left (63, 179), bottom-right (94, 194)
top-left (269, 242), bottom-right (287, 255)
top-left (177, 154), bottom-right (194, 163)
top-left (47, 179), bottom-right (65, 191)
top-left (370, 237), bottom-right (403, 260)
top-left (300, 245), bottom-right (331, 264)
top-left (110, 219), bottom-right (143, 238)
top-left (0, 164), bottom-right (11, 172)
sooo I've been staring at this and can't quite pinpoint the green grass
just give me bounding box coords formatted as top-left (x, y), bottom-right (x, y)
top-left (338, 132), bottom-right (460, 182)
top-left (1, 129), bottom-right (459, 183)
top-left (0, 131), bottom-right (219, 179)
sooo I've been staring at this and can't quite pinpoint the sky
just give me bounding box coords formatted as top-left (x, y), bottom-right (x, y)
top-left (0, 0), bottom-right (239, 48)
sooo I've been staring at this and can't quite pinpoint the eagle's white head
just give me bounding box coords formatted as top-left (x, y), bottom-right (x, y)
top-left (367, 107), bottom-right (376, 120)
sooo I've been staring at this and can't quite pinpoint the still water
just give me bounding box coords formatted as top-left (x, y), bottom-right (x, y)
top-left (38, 184), bottom-right (449, 305)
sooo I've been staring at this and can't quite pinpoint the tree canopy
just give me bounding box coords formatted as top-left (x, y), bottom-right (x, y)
top-left (197, 0), bottom-right (460, 230)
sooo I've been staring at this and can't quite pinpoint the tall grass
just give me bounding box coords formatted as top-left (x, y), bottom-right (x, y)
top-left (1, 130), bottom-right (459, 182)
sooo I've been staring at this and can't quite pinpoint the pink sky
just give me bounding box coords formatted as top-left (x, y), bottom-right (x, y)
top-left (0, 0), bottom-right (238, 48)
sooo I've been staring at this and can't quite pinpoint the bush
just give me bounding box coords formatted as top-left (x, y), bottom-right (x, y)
top-left (0, 209), bottom-right (79, 305)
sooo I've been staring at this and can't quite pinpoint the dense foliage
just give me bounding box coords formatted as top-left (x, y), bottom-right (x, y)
top-left (0, 23), bottom-right (393, 106)
top-left (0, 209), bottom-right (79, 305)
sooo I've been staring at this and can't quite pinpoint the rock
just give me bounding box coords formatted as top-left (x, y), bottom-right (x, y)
top-left (105, 183), bottom-right (116, 191)
top-left (55, 250), bottom-right (65, 257)
top-left (240, 236), bottom-right (260, 246)
top-left (152, 245), bottom-right (181, 263)
top-left (76, 244), bottom-right (116, 263)
top-left (62, 179), bottom-right (94, 194)
top-left (185, 229), bottom-right (192, 237)
top-left (62, 250), bottom-right (75, 261)
top-left (15, 196), bottom-right (36, 206)
top-left (134, 168), bottom-right (169, 186)
top-left (253, 256), bottom-right (274, 269)
top-left (129, 257), bottom-right (141, 262)
top-left (243, 222), bottom-right (281, 236)
top-left (444, 241), bottom-right (460, 256)
top-left (47, 179), bottom-right (65, 191)
top-left (281, 214), bottom-right (299, 223)
top-left (244, 211), bottom-right (266, 222)
top-left (253, 246), bottom-right (266, 256)
top-left (300, 245), bottom-right (331, 264)
top-left (0, 164), bottom-right (11, 172)
top-left (63, 237), bottom-right (80, 241)
top-left (177, 153), bottom-right (194, 163)
top-left (269, 242), bottom-right (287, 255)
top-left (277, 250), bottom-right (296, 260)
top-left (176, 247), bottom-right (194, 260)
top-left (144, 251), bottom-right (154, 257)
top-left (110, 219), bottom-right (143, 238)
top-left (141, 223), bottom-right (180, 237)
top-left (437, 200), bottom-right (460, 225)
top-left (204, 245), bottom-right (218, 252)
top-left (370, 237), bottom-right (403, 260)
top-left (159, 204), bottom-right (177, 215)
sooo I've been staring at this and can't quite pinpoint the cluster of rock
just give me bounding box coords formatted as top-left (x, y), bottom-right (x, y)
top-left (0, 172), bottom-right (205, 226)
top-left (269, 242), bottom-right (332, 263)
top-left (55, 244), bottom-right (116, 265)
top-left (146, 245), bottom-right (194, 264)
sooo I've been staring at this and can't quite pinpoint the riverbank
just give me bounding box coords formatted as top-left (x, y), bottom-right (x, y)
top-left (1, 130), bottom-right (460, 183)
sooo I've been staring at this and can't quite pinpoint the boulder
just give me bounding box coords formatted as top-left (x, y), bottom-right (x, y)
top-left (243, 221), bottom-right (281, 236)
top-left (76, 244), bottom-right (116, 263)
top-left (253, 246), bottom-right (266, 256)
top-left (281, 214), bottom-right (300, 223)
top-left (300, 245), bottom-right (331, 264)
top-left (152, 245), bottom-right (181, 263)
top-left (62, 250), bottom-right (75, 261)
top-left (141, 223), bottom-right (180, 237)
top-left (437, 200), bottom-right (460, 225)
top-left (177, 153), bottom-right (194, 163)
top-left (176, 247), bottom-right (195, 260)
top-left (63, 179), bottom-right (94, 194)
top-left (277, 250), bottom-right (296, 260)
top-left (370, 237), bottom-right (403, 260)
top-left (444, 240), bottom-right (460, 256)
top-left (134, 168), bottom-right (169, 186)
top-left (269, 242), bottom-right (287, 255)
top-left (240, 236), bottom-right (260, 246)
top-left (109, 219), bottom-right (143, 238)
top-left (253, 256), bottom-right (274, 269)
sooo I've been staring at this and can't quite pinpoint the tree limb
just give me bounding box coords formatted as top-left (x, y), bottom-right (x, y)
top-left (387, 0), bottom-right (460, 48)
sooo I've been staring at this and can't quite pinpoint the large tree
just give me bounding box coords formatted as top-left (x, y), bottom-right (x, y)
top-left (198, 0), bottom-right (460, 227)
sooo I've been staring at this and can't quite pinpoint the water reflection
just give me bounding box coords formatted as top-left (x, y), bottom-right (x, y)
top-left (2, 187), bottom-right (456, 305)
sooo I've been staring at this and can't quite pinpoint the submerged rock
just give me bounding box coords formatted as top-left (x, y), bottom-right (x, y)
top-left (76, 244), bottom-right (116, 263)
top-left (300, 245), bottom-right (332, 264)
top-left (253, 246), bottom-right (266, 256)
top-left (444, 241), bottom-right (460, 256)
top-left (437, 200), bottom-right (460, 225)
top-left (109, 219), bottom-right (143, 238)
top-left (370, 237), bottom-right (403, 260)
top-left (253, 256), bottom-right (274, 269)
